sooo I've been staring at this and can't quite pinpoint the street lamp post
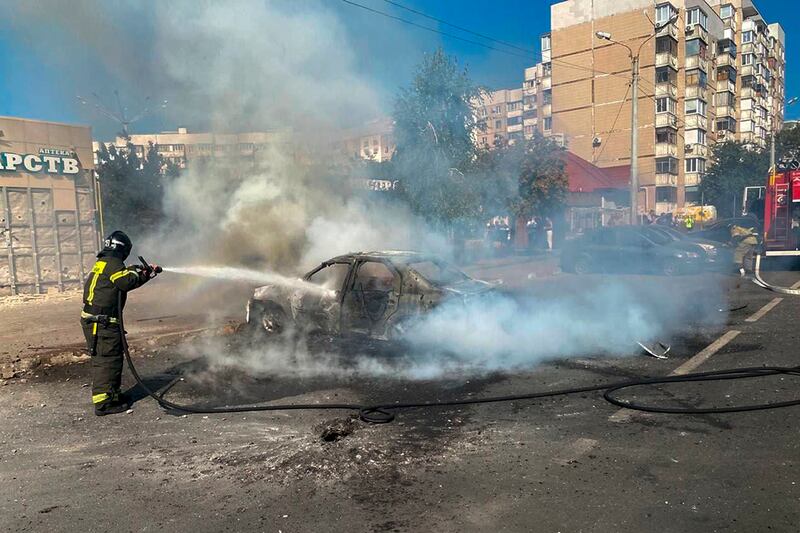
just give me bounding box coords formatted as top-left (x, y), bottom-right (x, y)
top-left (596, 16), bottom-right (676, 224)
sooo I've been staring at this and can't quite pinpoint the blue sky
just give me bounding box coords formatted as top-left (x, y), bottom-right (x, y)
top-left (0, 0), bottom-right (794, 139)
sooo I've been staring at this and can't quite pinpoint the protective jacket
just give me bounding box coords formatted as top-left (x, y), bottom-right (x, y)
top-left (82, 253), bottom-right (147, 318)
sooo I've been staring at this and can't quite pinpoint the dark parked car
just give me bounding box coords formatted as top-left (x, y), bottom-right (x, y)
top-left (246, 251), bottom-right (493, 340)
top-left (689, 217), bottom-right (761, 244)
top-left (644, 225), bottom-right (733, 269)
top-left (560, 226), bottom-right (704, 276)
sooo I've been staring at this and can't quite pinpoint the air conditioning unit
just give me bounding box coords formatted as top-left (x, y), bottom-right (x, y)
top-left (685, 144), bottom-right (693, 152)
top-left (685, 24), bottom-right (695, 34)
top-left (592, 137), bottom-right (602, 147)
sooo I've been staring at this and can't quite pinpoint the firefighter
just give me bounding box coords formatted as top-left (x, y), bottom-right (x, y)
top-left (80, 231), bottom-right (159, 416)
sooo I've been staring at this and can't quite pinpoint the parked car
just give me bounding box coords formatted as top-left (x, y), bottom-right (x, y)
top-left (560, 226), bottom-right (705, 276)
top-left (246, 251), bottom-right (493, 340)
top-left (643, 225), bottom-right (733, 269)
top-left (689, 217), bottom-right (761, 244)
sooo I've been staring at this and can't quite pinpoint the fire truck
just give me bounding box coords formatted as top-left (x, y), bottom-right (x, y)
top-left (751, 167), bottom-right (800, 294)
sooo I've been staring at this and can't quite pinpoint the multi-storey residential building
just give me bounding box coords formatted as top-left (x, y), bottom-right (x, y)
top-left (474, 88), bottom-right (524, 147)
top-left (549, 0), bottom-right (785, 214)
top-left (93, 127), bottom-right (292, 169)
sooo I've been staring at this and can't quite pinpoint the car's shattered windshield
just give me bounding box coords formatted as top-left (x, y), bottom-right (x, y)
top-left (409, 260), bottom-right (469, 286)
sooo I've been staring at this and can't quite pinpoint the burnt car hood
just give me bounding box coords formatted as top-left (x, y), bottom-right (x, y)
top-left (440, 279), bottom-right (495, 297)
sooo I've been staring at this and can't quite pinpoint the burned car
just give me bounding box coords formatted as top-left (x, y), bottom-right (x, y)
top-left (246, 251), bottom-right (492, 340)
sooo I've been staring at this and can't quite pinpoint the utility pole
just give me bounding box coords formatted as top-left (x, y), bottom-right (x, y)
top-left (596, 14), bottom-right (676, 225)
top-left (630, 55), bottom-right (639, 225)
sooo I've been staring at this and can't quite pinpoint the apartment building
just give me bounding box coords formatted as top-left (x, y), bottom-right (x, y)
top-left (335, 117), bottom-right (396, 162)
top-left (93, 127), bottom-right (293, 169)
top-left (474, 88), bottom-right (524, 147)
top-left (549, 0), bottom-right (785, 214)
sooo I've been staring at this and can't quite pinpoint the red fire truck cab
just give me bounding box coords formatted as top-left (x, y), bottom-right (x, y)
top-left (762, 169), bottom-right (800, 256)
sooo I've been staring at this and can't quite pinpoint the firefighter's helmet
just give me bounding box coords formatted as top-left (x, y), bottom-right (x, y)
top-left (100, 230), bottom-right (133, 260)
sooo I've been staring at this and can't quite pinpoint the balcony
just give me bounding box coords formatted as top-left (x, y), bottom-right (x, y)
top-left (717, 79), bottom-right (736, 94)
top-left (656, 201), bottom-right (678, 213)
top-left (740, 42), bottom-right (755, 55)
top-left (685, 24), bottom-right (708, 43)
top-left (655, 112), bottom-right (678, 128)
top-left (656, 52), bottom-right (678, 69)
top-left (741, 64), bottom-right (754, 77)
top-left (684, 115), bottom-right (707, 130)
top-left (716, 53), bottom-right (735, 68)
top-left (685, 85), bottom-right (703, 99)
top-left (655, 83), bottom-right (678, 98)
top-left (542, 103), bottom-right (552, 116)
top-left (656, 21), bottom-right (678, 40)
top-left (685, 55), bottom-right (708, 71)
top-left (655, 143), bottom-right (678, 157)
top-left (716, 104), bottom-right (736, 118)
top-left (684, 173), bottom-right (701, 187)
top-left (684, 144), bottom-right (709, 158)
top-left (541, 77), bottom-right (551, 90)
top-left (655, 174), bottom-right (678, 187)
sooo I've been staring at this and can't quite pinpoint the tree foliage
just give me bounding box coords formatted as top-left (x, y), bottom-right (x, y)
top-left (95, 141), bottom-right (174, 238)
top-left (700, 141), bottom-right (769, 218)
top-left (392, 48), bottom-right (485, 227)
top-left (472, 133), bottom-right (568, 219)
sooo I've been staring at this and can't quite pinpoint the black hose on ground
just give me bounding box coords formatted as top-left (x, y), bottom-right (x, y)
top-left (118, 293), bottom-right (800, 424)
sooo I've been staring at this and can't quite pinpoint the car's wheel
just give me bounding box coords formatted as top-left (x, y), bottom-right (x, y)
top-left (662, 259), bottom-right (681, 276)
top-left (246, 300), bottom-right (287, 336)
top-left (573, 254), bottom-right (593, 275)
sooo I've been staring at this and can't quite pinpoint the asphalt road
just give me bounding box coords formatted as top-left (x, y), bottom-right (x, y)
top-left (1, 268), bottom-right (799, 532)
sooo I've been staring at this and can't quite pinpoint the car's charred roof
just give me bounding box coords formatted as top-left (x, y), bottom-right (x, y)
top-left (328, 250), bottom-right (428, 264)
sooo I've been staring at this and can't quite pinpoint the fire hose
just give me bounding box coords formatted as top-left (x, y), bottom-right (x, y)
top-left (119, 263), bottom-right (800, 424)
top-left (751, 253), bottom-right (800, 296)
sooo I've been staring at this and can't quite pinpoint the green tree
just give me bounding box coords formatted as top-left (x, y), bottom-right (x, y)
top-left (95, 141), bottom-right (173, 238)
top-left (473, 133), bottom-right (568, 220)
top-left (392, 48), bottom-right (485, 228)
top-left (699, 141), bottom-right (768, 218)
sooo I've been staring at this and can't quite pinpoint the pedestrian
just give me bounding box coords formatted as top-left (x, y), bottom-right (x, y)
top-left (544, 216), bottom-right (554, 251)
top-left (684, 215), bottom-right (694, 232)
top-left (80, 231), bottom-right (160, 416)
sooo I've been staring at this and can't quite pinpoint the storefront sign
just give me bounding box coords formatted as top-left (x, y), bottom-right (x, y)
top-left (0, 148), bottom-right (80, 175)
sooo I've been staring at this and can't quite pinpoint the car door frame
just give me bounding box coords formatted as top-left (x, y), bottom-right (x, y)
top-left (339, 258), bottom-right (403, 338)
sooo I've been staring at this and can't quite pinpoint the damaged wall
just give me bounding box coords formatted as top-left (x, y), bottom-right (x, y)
top-left (0, 116), bottom-right (99, 295)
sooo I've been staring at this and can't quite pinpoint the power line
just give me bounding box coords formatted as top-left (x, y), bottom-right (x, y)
top-left (339, 0), bottom-right (534, 60)
top-left (595, 81), bottom-right (632, 163)
top-left (341, 0), bottom-right (634, 85)
top-left (378, 0), bottom-right (537, 55)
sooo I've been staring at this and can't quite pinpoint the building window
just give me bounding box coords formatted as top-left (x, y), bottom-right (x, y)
top-left (541, 34), bottom-right (551, 51)
top-left (656, 186), bottom-right (677, 203)
top-left (716, 66), bottom-right (736, 83)
top-left (656, 128), bottom-right (677, 144)
top-left (656, 97), bottom-right (676, 114)
top-left (543, 117), bottom-right (552, 131)
top-left (716, 117), bottom-right (737, 133)
top-left (495, 119), bottom-right (503, 129)
top-left (685, 129), bottom-right (706, 145)
top-left (656, 36), bottom-right (677, 54)
top-left (686, 7), bottom-right (708, 29)
top-left (656, 66), bottom-right (676, 85)
top-left (656, 157), bottom-right (678, 175)
top-left (685, 158), bottom-right (706, 174)
top-left (507, 101), bottom-right (521, 111)
top-left (686, 69), bottom-right (707, 88)
top-left (720, 4), bottom-right (733, 19)
top-left (543, 90), bottom-right (552, 105)
top-left (507, 116), bottom-right (522, 126)
top-left (685, 39), bottom-right (706, 58)
top-left (742, 53), bottom-right (754, 65)
top-left (492, 105), bottom-right (502, 114)
top-left (742, 31), bottom-right (754, 43)
top-left (685, 98), bottom-right (707, 116)
top-left (524, 125), bottom-right (535, 136)
top-left (479, 108), bottom-right (487, 117)
top-left (715, 91), bottom-right (735, 107)
top-left (655, 3), bottom-right (677, 24)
